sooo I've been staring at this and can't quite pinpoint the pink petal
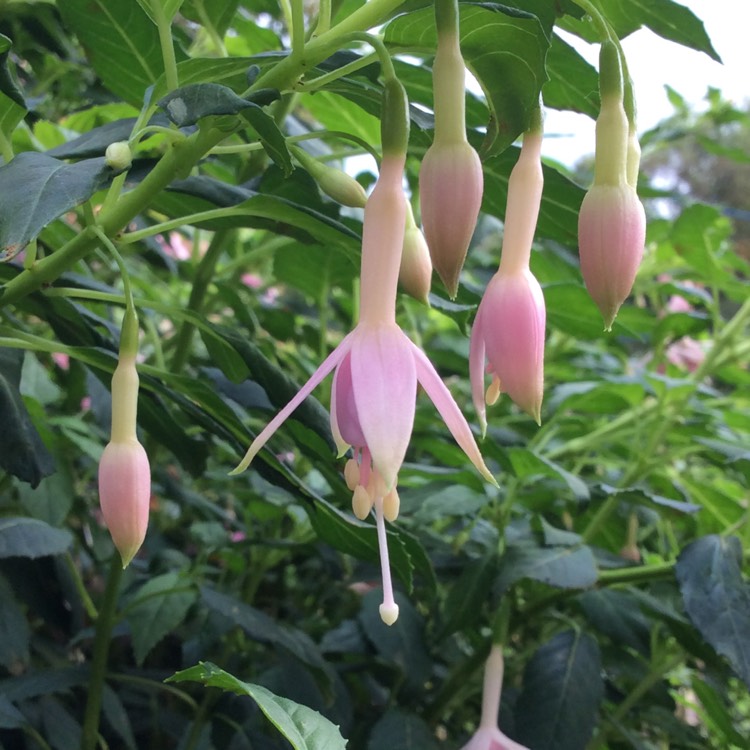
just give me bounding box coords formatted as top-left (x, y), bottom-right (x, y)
top-left (411, 343), bottom-right (497, 486)
top-left (349, 324), bottom-right (417, 490)
top-left (331, 351), bottom-right (366, 454)
top-left (231, 333), bottom-right (354, 474)
top-left (469, 305), bottom-right (488, 437)
top-left (99, 439), bottom-right (151, 567)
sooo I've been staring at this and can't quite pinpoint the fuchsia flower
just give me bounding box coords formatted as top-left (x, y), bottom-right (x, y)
top-left (98, 331), bottom-right (151, 568)
top-left (459, 646), bottom-right (530, 750)
top-left (470, 127), bottom-right (546, 431)
top-left (578, 41), bottom-right (646, 330)
top-left (233, 79), bottom-right (495, 625)
top-left (419, 0), bottom-right (483, 298)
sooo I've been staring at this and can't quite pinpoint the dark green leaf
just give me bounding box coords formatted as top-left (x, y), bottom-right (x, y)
top-left (0, 518), bottom-right (72, 559)
top-left (514, 630), bottom-right (603, 750)
top-left (384, 3), bottom-right (549, 155)
top-left (690, 677), bottom-right (748, 748)
top-left (135, 0), bottom-right (185, 24)
top-left (675, 535), bottom-right (750, 687)
top-left (101, 685), bottom-right (137, 750)
top-left (201, 586), bottom-right (334, 687)
top-left (367, 709), bottom-right (439, 750)
top-left (437, 552), bottom-right (498, 639)
top-left (126, 572), bottom-right (198, 665)
top-left (40, 696), bottom-right (82, 750)
top-left (0, 153), bottom-right (111, 258)
top-left (498, 541), bottom-right (598, 591)
top-left (359, 590), bottom-right (432, 694)
top-left (0, 695), bottom-right (26, 729)
top-left (507, 448), bottom-right (590, 501)
top-left (543, 283), bottom-right (609, 338)
top-left (0, 349), bottom-right (55, 486)
top-left (18, 472), bottom-right (75, 527)
top-left (0, 34), bottom-right (25, 108)
top-left (58, 0), bottom-right (168, 105)
top-left (577, 589), bottom-right (651, 653)
top-left (158, 82), bottom-right (265, 126)
top-left (167, 661), bottom-right (347, 750)
top-left (0, 573), bottom-right (30, 670)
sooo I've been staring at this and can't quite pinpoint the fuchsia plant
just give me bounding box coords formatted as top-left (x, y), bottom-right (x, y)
top-left (419, 0), bottom-right (483, 298)
top-left (470, 114), bottom-right (546, 430)
top-left (459, 646), bottom-right (530, 750)
top-left (233, 77), bottom-right (495, 625)
top-left (399, 198), bottom-right (433, 303)
top-left (98, 305), bottom-right (151, 567)
top-left (578, 40), bottom-right (646, 330)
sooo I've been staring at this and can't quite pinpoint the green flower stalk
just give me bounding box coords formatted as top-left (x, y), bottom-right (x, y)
top-left (419, 0), bottom-right (483, 298)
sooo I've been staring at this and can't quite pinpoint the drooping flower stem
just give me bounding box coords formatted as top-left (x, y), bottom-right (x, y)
top-left (433, 0), bottom-right (466, 145)
top-left (81, 555), bottom-right (124, 750)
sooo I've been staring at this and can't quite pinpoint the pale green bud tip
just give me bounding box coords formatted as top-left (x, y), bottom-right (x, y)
top-left (598, 40), bottom-right (623, 101)
top-left (379, 601), bottom-right (399, 626)
top-left (381, 78), bottom-right (409, 157)
top-left (105, 141), bottom-right (132, 172)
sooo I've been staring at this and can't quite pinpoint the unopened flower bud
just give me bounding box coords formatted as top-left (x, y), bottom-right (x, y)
top-left (399, 200), bottom-right (432, 303)
top-left (419, 140), bottom-right (483, 298)
top-left (105, 141), bottom-right (132, 172)
top-left (292, 145), bottom-right (367, 208)
top-left (99, 348), bottom-right (151, 567)
top-left (578, 40), bottom-right (646, 329)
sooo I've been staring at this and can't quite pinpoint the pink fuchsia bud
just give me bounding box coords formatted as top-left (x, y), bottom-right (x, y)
top-left (579, 41), bottom-right (646, 330)
top-left (470, 267), bottom-right (545, 430)
top-left (419, 139), bottom-right (483, 299)
top-left (578, 184), bottom-right (646, 330)
top-left (419, 0), bottom-right (483, 299)
top-left (460, 646), bottom-right (530, 750)
top-left (98, 438), bottom-right (150, 568)
top-left (399, 200), bottom-right (432, 303)
top-left (99, 308), bottom-right (151, 567)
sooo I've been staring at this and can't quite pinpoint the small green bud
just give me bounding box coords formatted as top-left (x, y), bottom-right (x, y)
top-left (105, 141), bottom-right (132, 172)
top-left (292, 146), bottom-right (367, 208)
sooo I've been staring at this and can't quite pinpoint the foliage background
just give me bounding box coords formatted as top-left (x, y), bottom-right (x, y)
top-left (0, 1), bottom-right (748, 749)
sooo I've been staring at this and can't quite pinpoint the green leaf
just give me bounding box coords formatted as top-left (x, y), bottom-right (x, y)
top-left (507, 447), bottom-right (590, 501)
top-left (39, 696), bottom-right (82, 750)
top-left (0, 34), bottom-right (25, 109)
top-left (544, 283), bottom-right (610, 338)
top-left (135, 0), bottom-right (185, 24)
top-left (301, 90), bottom-right (381, 149)
top-left (181, 0), bottom-right (240, 36)
top-left (675, 535), bottom-right (750, 688)
top-left (167, 661), bottom-right (348, 750)
top-left (0, 517), bottom-right (72, 559)
top-left (157, 82), bottom-right (274, 126)
top-left (498, 540), bottom-right (598, 591)
top-left (384, 3), bottom-right (549, 155)
top-left (18, 472), bottom-right (74, 527)
top-left (0, 696), bottom-right (26, 730)
top-left (483, 150), bottom-right (583, 244)
top-left (577, 589), bottom-right (651, 653)
top-left (543, 34), bottom-right (599, 117)
top-left (367, 709), bottom-right (440, 750)
top-left (690, 676), bottom-right (748, 748)
top-left (359, 590), bottom-right (432, 694)
top-left (57, 0), bottom-right (168, 106)
top-left (514, 630), bottom-right (603, 750)
top-left (201, 586), bottom-right (334, 687)
top-left (0, 348), bottom-right (55, 486)
top-left (436, 552), bottom-right (498, 639)
top-left (0, 152), bottom-right (112, 259)
top-left (126, 572), bottom-right (197, 665)
top-left (0, 573), bottom-right (30, 671)
top-left (595, 0), bottom-right (720, 61)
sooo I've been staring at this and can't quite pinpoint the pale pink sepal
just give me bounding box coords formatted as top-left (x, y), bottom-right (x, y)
top-left (410, 343), bottom-right (497, 487)
top-left (419, 140), bottom-right (483, 298)
top-left (578, 183), bottom-right (646, 330)
top-left (471, 268), bottom-right (546, 424)
top-left (350, 324), bottom-right (417, 490)
top-left (98, 439), bottom-right (151, 568)
top-left (331, 351), bottom-right (366, 456)
top-left (231, 332), bottom-right (355, 474)
top-left (459, 727), bottom-right (530, 750)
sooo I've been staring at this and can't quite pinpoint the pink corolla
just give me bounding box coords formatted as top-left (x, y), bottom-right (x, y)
top-left (578, 41), bottom-right (646, 330)
top-left (470, 126), bottom-right (546, 431)
top-left (98, 313), bottom-right (151, 568)
top-left (459, 646), bottom-right (530, 750)
top-left (233, 81), bottom-right (495, 625)
top-left (419, 0), bottom-right (483, 298)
